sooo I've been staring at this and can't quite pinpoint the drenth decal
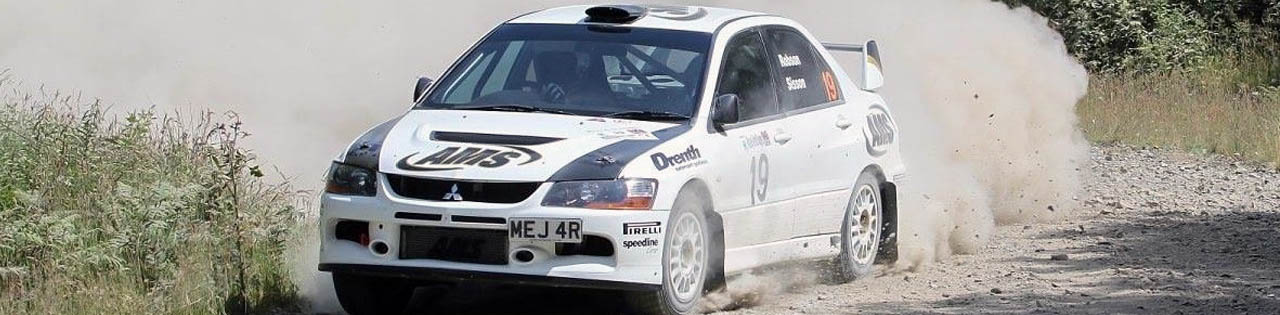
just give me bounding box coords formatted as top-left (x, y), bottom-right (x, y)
top-left (740, 130), bottom-right (771, 150)
top-left (863, 104), bottom-right (897, 156)
top-left (622, 238), bottom-right (659, 249)
top-left (595, 128), bottom-right (658, 141)
top-left (623, 221), bottom-right (662, 235)
top-left (650, 145), bottom-right (706, 171)
top-left (397, 145), bottom-right (541, 171)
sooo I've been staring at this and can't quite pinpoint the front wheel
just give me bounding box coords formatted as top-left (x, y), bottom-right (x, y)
top-left (835, 172), bottom-right (884, 282)
top-left (627, 193), bottom-right (711, 315)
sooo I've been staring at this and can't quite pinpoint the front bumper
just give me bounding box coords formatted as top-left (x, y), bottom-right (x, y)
top-left (317, 174), bottom-right (669, 288)
top-left (318, 263), bottom-right (659, 291)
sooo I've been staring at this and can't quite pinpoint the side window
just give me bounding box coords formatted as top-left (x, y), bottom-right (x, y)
top-left (715, 29), bottom-right (779, 122)
top-left (765, 28), bottom-right (841, 111)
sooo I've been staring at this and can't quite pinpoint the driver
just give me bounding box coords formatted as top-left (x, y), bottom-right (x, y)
top-left (534, 51), bottom-right (612, 106)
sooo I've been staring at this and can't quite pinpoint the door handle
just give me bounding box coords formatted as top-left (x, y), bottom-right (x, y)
top-left (835, 117), bottom-right (853, 129)
top-left (773, 131), bottom-right (792, 144)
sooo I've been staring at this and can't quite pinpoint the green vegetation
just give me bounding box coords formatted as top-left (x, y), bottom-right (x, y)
top-left (1077, 53), bottom-right (1280, 165)
top-left (1002, 0), bottom-right (1280, 73)
top-left (1004, 0), bottom-right (1280, 165)
top-left (0, 73), bottom-right (304, 314)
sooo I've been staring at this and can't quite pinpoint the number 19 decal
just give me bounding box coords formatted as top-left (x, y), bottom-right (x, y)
top-left (750, 154), bottom-right (769, 204)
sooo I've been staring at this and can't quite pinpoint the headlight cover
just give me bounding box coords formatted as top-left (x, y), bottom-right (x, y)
top-left (541, 178), bottom-right (657, 210)
top-left (325, 162), bottom-right (377, 196)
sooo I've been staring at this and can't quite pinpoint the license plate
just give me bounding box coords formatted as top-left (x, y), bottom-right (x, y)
top-left (509, 218), bottom-right (582, 243)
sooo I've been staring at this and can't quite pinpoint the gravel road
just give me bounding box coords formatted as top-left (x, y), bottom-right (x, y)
top-left (708, 144), bottom-right (1280, 315)
top-left (396, 145), bottom-right (1280, 314)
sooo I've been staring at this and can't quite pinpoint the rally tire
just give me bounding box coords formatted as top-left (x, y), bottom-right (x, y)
top-left (333, 273), bottom-right (416, 315)
top-left (835, 172), bottom-right (884, 282)
top-left (627, 192), bottom-right (711, 315)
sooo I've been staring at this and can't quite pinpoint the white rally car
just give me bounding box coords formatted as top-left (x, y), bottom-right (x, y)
top-left (318, 5), bottom-right (905, 315)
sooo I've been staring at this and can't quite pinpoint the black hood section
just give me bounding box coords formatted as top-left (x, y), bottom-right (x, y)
top-left (548, 124), bottom-right (692, 181)
top-left (343, 115), bottom-right (404, 170)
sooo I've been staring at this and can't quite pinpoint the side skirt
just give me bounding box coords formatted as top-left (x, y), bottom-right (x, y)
top-left (722, 233), bottom-right (842, 275)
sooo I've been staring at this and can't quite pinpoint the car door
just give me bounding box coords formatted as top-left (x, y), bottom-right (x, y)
top-left (707, 28), bottom-right (799, 249)
top-left (764, 26), bottom-right (860, 236)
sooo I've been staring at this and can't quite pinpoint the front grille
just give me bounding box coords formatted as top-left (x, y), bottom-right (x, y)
top-left (400, 226), bottom-right (508, 265)
top-left (385, 174), bottom-right (540, 204)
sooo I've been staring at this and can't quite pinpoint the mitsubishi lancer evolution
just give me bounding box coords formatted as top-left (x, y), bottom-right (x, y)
top-left (318, 5), bottom-right (905, 315)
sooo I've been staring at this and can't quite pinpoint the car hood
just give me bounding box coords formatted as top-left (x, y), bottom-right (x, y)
top-left (376, 110), bottom-right (680, 182)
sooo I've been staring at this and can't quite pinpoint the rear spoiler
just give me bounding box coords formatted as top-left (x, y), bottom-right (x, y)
top-left (821, 41), bottom-right (884, 91)
top-left (821, 43), bottom-right (866, 52)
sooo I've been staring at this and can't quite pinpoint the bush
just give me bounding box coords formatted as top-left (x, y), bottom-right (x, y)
top-left (0, 72), bottom-right (304, 314)
top-left (1003, 0), bottom-right (1280, 74)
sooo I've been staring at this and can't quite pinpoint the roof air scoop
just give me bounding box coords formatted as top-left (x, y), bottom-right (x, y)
top-left (585, 5), bottom-right (645, 23)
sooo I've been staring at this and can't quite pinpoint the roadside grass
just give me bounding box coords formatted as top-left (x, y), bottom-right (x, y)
top-left (1077, 50), bottom-right (1280, 167)
top-left (0, 72), bottom-right (306, 314)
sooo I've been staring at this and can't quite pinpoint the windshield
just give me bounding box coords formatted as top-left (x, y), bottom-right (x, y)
top-left (420, 24), bottom-right (712, 119)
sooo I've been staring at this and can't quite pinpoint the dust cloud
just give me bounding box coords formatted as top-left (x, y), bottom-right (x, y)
top-left (697, 0), bottom-right (1088, 307)
top-left (776, 0), bottom-right (1091, 269)
top-left (2, 0), bottom-right (1087, 311)
top-left (699, 0), bottom-right (1088, 279)
top-left (699, 268), bottom-right (819, 312)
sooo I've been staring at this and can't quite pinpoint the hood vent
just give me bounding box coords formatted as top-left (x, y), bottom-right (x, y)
top-left (585, 5), bottom-right (645, 24)
top-left (431, 131), bottom-right (563, 146)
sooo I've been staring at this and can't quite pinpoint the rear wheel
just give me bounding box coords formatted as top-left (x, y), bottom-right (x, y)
top-left (627, 193), bottom-right (710, 315)
top-left (333, 273), bottom-right (416, 315)
top-left (835, 172), bottom-right (883, 282)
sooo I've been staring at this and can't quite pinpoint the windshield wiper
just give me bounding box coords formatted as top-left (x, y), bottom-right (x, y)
top-left (455, 104), bottom-right (576, 116)
top-left (603, 110), bottom-right (692, 121)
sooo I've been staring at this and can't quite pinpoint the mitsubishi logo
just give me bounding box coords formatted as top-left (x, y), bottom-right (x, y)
top-left (442, 184), bottom-right (463, 201)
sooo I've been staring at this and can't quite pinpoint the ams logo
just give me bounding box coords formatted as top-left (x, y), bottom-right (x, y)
top-left (863, 104), bottom-right (897, 157)
top-left (397, 145), bottom-right (541, 171)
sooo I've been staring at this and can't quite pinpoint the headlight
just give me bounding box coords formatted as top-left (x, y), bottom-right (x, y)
top-left (541, 178), bottom-right (657, 210)
top-left (325, 162), bottom-right (377, 196)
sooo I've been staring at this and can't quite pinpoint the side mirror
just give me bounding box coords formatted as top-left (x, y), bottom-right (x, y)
top-left (711, 94), bottom-right (740, 125)
top-left (862, 40), bottom-right (883, 91)
top-left (413, 76), bottom-right (434, 101)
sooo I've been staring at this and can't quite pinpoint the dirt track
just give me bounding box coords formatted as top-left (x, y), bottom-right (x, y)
top-left (392, 145), bottom-right (1280, 314)
top-left (709, 144), bottom-right (1280, 314)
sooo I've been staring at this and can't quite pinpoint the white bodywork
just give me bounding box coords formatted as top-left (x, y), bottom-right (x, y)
top-left (319, 5), bottom-right (906, 287)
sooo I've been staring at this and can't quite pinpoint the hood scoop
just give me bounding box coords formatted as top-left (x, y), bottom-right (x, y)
top-left (431, 131), bottom-right (564, 146)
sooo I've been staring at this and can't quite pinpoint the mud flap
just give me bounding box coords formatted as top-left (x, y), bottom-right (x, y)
top-left (877, 182), bottom-right (898, 263)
